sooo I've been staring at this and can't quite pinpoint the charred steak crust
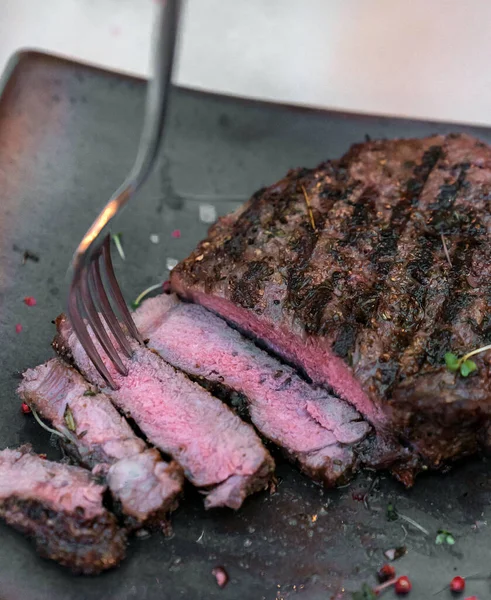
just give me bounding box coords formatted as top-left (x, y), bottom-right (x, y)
top-left (171, 133), bottom-right (491, 470)
top-left (0, 445), bottom-right (126, 573)
top-left (0, 496), bottom-right (126, 575)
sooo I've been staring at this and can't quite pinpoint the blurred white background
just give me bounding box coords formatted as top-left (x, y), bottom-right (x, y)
top-left (1, 0), bottom-right (491, 126)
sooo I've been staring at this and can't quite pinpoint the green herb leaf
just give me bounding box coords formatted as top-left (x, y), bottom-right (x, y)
top-left (444, 352), bottom-right (460, 372)
top-left (387, 502), bottom-right (398, 522)
top-left (64, 405), bottom-right (76, 432)
top-left (112, 233), bottom-right (126, 261)
top-left (352, 584), bottom-right (377, 600)
top-left (436, 529), bottom-right (455, 545)
top-left (83, 390), bottom-right (96, 397)
top-left (460, 359), bottom-right (477, 377)
top-left (132, 283), bottom-right (163, 310)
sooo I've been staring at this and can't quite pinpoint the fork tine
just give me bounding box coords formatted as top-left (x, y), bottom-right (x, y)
top-left (67, 279), bottom-right (118, 390)
top-left (90, 258), bottom-right (133, 358)
top-left (80, 265), bottom-right (129, 377)
top-left (102, 236), bottom-right (144, 344)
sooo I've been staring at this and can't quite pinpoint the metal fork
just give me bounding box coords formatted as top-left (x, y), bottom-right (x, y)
top-left (67, 0), bottom-right (181, 390)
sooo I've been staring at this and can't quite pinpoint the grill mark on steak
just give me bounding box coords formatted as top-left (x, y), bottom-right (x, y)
top-left (353, 146), bottom-right (443, 332)
top-left (230, 261), bottom-right (274, 310)
top-left (352, 155), bottom-right (481, 397)
top-left (339, 185), bottom-right (378, 247)
top-left (338, 146), bottom-right (447, 392)
top-left (171, 133), bottom-right (491, 477)
top-left (285, 172), bottom-right (365, 334)
top-left (370, 146), bottom-right (443, 274)
top-left (401, 163), bottom-right (488, 373)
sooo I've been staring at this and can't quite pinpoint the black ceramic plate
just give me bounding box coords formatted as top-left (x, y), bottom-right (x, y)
top-left (0, 52), bottom-right (490, 600)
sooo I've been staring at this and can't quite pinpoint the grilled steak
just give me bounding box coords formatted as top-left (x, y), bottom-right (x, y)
top-left (134, 294), bottom-right (370, 486)
top-left (18, 359), bottom-right (183, 528)
top-left (172, 133), bottom-right (491, 472)
top-left (0, 445), bottom-right (126, 574)
top-left (53, 315), bottom-right (274, 509)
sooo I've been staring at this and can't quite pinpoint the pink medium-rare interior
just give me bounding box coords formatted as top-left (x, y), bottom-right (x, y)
top-left (0, 447), bottom-right (105, 519)
top-left (20, 359), bottom-right (183, 521)
top-left (172, 284), bottom-right (386, 427)
top-left (19, 359), bottom-right (146, 464)
top-left (58, 317), bottom-right (271, 495)
top-left (106, 450), bottom-right (182, 519)
top-left (135, 295), bottom-right (370, 453)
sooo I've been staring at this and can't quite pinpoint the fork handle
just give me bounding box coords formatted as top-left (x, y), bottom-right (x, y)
top-left (74, 0), bottom-right (181, 263)
top-left (129, 0), bottom-right (182, 193)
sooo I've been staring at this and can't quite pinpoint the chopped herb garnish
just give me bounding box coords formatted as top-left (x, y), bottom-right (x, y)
top-left (301, 185), bottom-right (317, 232)
top-left (440, 232), bottom-right (452, 267)
top-left (445, 351), bottom-right (480, 377)
top-left (352, 583), bottom-right (377, 600)
top-left (64, 405), bottom-right (76, 432)
top-left (436, 529), bottom-right (455, 545)
top-left (387, 502), bottom-right (398, 521)
top-left (31, 407), bottom-right (66, 439)
top-left (132, 283), bottom-right (163, 309)
top-left (112, 233), bottom-right (126, 261)
top-left (460, 360), bottom-right (477, 377)
top-left (83, 390), bottom-right (96, 397)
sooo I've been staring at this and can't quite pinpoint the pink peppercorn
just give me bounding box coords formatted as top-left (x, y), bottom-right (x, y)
top-left (15, 324), bottom-right (22, 333)
top-left (24, 296), bottom-right (36, 306)
top-left (212, 567), bottom-right (228, 588)
top-left (395, 576), bottom-right (412, 595)
top-left (450, 577), bottom-right (465, 593)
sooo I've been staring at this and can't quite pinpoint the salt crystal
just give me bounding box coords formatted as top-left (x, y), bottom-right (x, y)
top-left (166, 257), bottom-right (178, 271)
top-left (199, 203), bottom-right (217, 224)
top-left (150, 234), bottom-right (160, 244)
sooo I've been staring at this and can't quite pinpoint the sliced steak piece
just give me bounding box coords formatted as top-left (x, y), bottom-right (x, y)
top-left (53, 315), bottom-right (274, 510)
top-left (18, 359), bottom-right (183, 528)
top-left (171, 133), bottom-right (491, 471)
top-left (0, 445), bottom-right (126, 574)
top-left (133, 294), bottom-right (370, 486)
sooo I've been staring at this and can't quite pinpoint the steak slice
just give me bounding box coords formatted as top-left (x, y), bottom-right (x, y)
top-left (53, 315), bottom-right (274, 509)
top-left (134, 294), bottom-right (370, 486)
top-left (18, 359), bottom-right (183, 528)
top-left (0, 445), bottom-right (126, 574)
top-left (171, 133), bottom-right (491, 470)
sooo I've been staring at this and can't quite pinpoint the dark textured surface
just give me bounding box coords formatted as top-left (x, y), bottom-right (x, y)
top-left (0, 496), bottom-right (126, 575)
top-left (1, 51), bottom-right (491, 599)
top-left (172, 133), bottom-right (491, 472)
